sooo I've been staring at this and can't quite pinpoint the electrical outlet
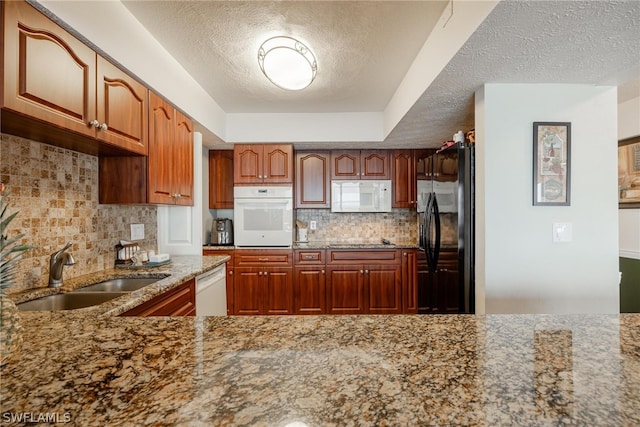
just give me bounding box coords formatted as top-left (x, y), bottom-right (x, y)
top-left (130, 223), bottom-right (145, 241)
top-left (310, 220), bottom-right (317, 230)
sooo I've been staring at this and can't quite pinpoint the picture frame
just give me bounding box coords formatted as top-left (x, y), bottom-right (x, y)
top-left (533, 122), bottom-right (571, 206)
top-left (618, 135), bottom-right (640, 209)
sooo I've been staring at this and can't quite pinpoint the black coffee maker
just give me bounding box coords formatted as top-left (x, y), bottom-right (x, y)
top-left (211, 218), bottom-right (234, 245)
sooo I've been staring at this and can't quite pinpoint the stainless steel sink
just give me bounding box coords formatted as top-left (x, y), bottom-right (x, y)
top-left (17, 292), bottom-right (127, 311)
top-left (73, 277), bottom-right (162, 293)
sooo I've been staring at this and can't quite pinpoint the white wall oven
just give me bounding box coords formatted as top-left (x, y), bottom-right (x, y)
top-left (234, 186), bottom-right (293, 247)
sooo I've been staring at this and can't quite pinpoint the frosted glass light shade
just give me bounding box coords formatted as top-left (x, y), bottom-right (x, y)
top-left (258, 36), bottom-right (317, 91)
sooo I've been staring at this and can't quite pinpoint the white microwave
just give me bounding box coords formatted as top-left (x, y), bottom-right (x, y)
top-left (331, 180), bottom-right (392, 213)
top-left (233, 186), bottom-right (293, 247)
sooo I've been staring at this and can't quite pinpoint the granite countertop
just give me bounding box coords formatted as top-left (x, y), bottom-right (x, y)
top-left (8, 255), bottom-right (230, 316)
top-left (203, 240), bottom-right (420, 250)
top-left (2, 311), bottom-right (639, 425)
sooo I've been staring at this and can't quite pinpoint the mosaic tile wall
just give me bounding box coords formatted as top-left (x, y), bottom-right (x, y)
top-left (295, 208), bottom-right (419, 244)
top-left (1, 134), bottom-right (157, 294)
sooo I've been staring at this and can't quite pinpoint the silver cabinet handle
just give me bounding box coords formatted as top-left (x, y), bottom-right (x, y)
top-left (89, 120), bottom-right (108, 131)
top-left (321, 269), bottom-right (325, 274)
top-left (360, 269), bottom-right (364, 274)
top-left (365, 269), bottom-right (369, 274)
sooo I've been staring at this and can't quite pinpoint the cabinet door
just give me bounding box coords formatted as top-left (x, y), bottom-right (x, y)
top-left (263, 144), bottom-right (293, 184)
top-left (361, 150), bottom-right (390, 179)
top-left (233, 267), bottom-right (262, 315)
top-left (209, 150), bottom-right (235, 209)
top-left (391, 150), bottom-right (415, 208)
top-left (331, 150), bottom-right (360, 179)
top-left (96, 56), bottom-right (148, 155)
top-left (326, 266), bottom-right (365, 314)
top-left (234, 144), bottom-right (263, 184)
top-left (295, 151), bottom-right (330, 208)
top-left (415, 149), bottom-right (435, 180)
top-left (366, 264), bottom-right (402, 314)
top-left (148, 93), bottom-right (175, 204)
top-left (264, 268), bottom-right (293, 315)
top-left (294, 267), bottom-right (326, 314)
top-left (402, 250), bottom-right (418, 313)
top-left (2, 0), bottom-right (96, 137)
top-left (173, 109), bottom-right (194, 205)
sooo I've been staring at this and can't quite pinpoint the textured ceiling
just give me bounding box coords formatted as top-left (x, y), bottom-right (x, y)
top-left (122, 0), bottom-right (446, 113)
top-left (122, 0), bottom-right (640, 149)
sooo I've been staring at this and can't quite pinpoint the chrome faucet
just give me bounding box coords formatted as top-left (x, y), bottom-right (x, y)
top-left (48, 242), bottom-right (76, 287)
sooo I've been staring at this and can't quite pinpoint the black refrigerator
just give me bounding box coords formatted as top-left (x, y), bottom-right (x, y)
top-left (417, 141), bottom-right (475, 314)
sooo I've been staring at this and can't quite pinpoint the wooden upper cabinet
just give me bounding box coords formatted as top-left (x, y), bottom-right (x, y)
top-left (361, 150), bottom-right (390, 179)
top-left (2, 0), bottom-right (96, 137)
top-left (96, 56), bottom-right (148, 155)
top-left (234, 144), bottom-right (293, 184)
top-left (148, 92), bottom-right (193, 205)
top-left (331, 150), bottom-right (360, 179)
top-left (295, 151), bottom-right (330, 209)
top-left (331, 150), bottom-right (390, 180)
top-left (209, 150), bottom-right (235, 209)
top-left (392, 150), bottom-right (416, 208)
top-left (2, 1), bottom-right (148, 155)
top-left (148, 95), bottom-right (174, 204)
top-left (415, 149), bottom-right (436, 180)
top-left (173, 109), bottom-right (194, 205)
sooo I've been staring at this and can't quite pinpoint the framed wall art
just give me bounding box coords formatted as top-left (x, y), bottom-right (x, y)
top-left (618, 136), bottom-right (640, 209)
top-left (533, 122), bottom-right (571, 206)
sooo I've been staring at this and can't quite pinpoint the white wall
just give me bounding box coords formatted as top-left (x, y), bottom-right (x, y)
top-left (476, 84), bottom-right (620, 314)
top-left (618, 95), bottom-right (640, 261)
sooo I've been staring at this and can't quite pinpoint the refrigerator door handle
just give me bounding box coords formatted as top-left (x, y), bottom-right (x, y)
top-left (425, 192), bottom-right (441, 273)
top-left (431, 193), bottom-right (441, 271)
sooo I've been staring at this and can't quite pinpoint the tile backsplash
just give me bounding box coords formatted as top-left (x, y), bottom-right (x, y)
top-left (295, 209), bottom-right (418, 244)
top-left (1, 134), bottom-right (157, 294)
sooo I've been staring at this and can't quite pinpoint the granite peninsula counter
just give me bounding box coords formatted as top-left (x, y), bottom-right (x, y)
top-left (2, 310), bottom-right (639, 426)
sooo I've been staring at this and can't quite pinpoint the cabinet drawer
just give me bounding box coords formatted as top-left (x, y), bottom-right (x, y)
top-left (328, 249), bottom-right (401, 265)
top-left (294, 249), bottom-right (325, 265)
top-left (203, 249), bottom-right (235, 264)
top-left (120, 279), bottom-right (195, 317)
top-left (234, 249), bottom-right (292, 267)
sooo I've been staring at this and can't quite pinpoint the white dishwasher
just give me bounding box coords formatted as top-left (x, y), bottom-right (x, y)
top-left (196, 264), bottom-right (227, 316)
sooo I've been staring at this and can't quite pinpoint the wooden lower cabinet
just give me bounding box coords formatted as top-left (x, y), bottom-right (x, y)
top-left (205, 248), bottom-right (417, 316)
top-left (326, 249), bottom-right (403, 315)
top-left (326, 267), bottom-right (365, 314)
top-left (402, 249), bottom-right (418, 313)
top-left (233, 249), bottom-right (293, 315)
top-left (326, 264), bottom-right (402, 315)
top-left (293, 267), bottom-right (326, 314)
top-left (120, 278), bottom-right (195, 317)
top-left (293, 249), bottom-right (326, 314)
top-left (234, 267), bottom-right (293, 315)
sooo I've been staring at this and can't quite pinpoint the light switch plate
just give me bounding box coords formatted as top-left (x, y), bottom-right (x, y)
top-left (552, 222), bottom-right (572, 243)
top-left (310, 220), bottom-right (317, 230)
top-left (130, 223), bottom-right (145, 241)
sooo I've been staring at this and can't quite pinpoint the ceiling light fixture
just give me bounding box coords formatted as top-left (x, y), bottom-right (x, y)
top-left (258, 36), bottom-right (317, 91)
